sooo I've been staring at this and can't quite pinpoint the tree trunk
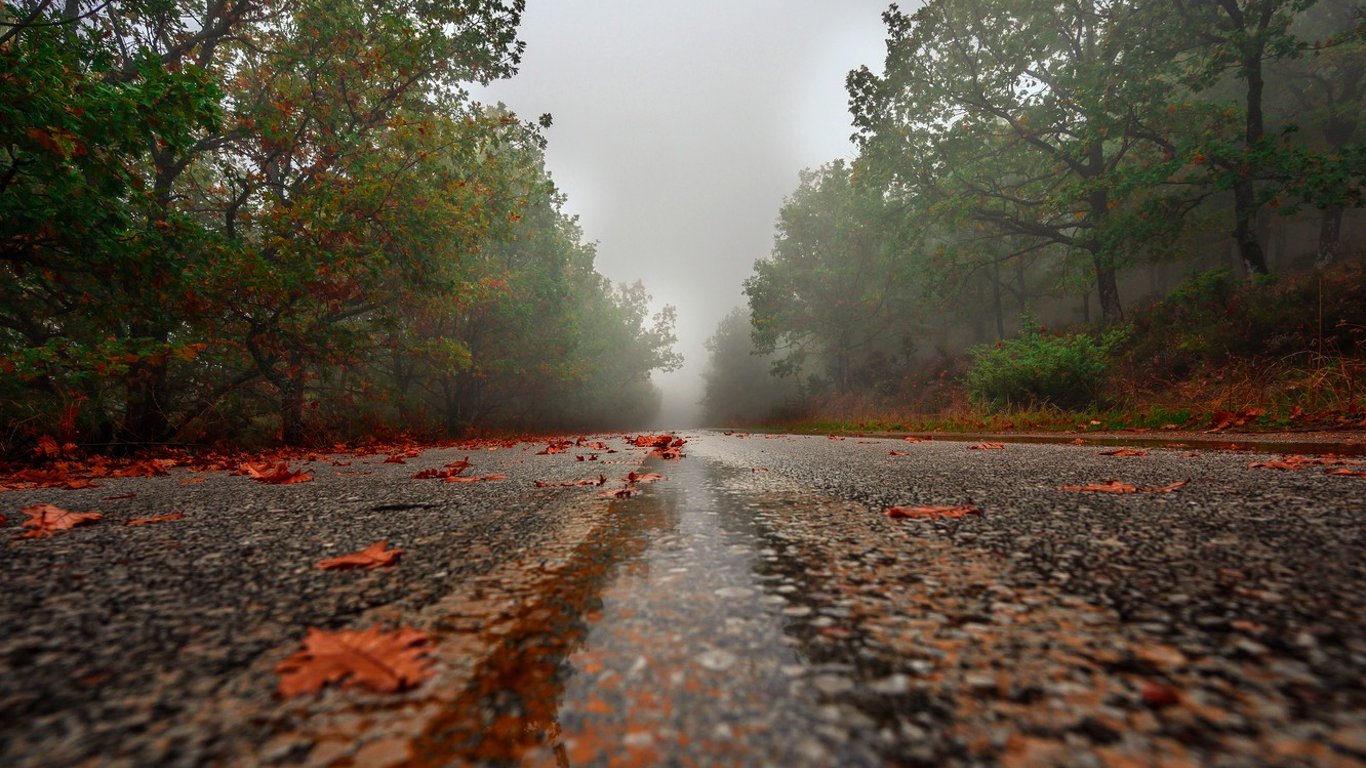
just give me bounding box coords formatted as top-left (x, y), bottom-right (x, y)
top-left (1318, 206), bottom-right (1344, 266)
top-left (121, 326), bottom-right (171, 444)
top-left (1232, 179), bottom-right (1270, 275)
top-left (280, 358), bottom-right (307, 446)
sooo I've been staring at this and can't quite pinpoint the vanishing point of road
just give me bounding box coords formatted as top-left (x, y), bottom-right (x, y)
top-left (2, 431), bottom-right (1363, 766)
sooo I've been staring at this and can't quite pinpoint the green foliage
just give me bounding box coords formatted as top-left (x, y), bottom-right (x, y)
top-left (964, 319), bottom-right (1124, 410)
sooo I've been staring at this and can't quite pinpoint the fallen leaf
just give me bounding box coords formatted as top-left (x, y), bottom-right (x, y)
top-left (444, 457), bottom-right (472, 469)
top-left (1060, 480), bottom-right (1138, 493)
top-left (18, 503), bottom-right (102, 538)
top-left (126, 512), bottom-right (186, 526)
top-left (534, 475), bottom-right (607, 488)
top-left (602, 487), bottom-right (635, 498)
top-left (1248, 459), bottom-right (1302, 470)
top-left (61, 478), bottom-right (101, 489)
top-left (413, 468), bottom-right (465, 480)
top-left (968, 443), bottom-right (1005, 450)
top-left (246, 463), bottom-right (312, 484)
top-left (318, 540), bottom-right (403, 570)
top-left (443, 474), bottom-right (508, 483)
top-left (1100, 449), bottom-right (1149, 457)
top-left (1058, 479), bottom-right (1189, 494)
top-left (180, 476), bottom-right (207, 485)
top-left (884, 504), bottom-right (981, 520)
top-left (1069, 438), bottom-right (1087, 445)
top-left (275, 626), bottom-right (435, 697)
top-left (888, 450), bottom-right (910, 456)
top-left (903, 436), bottom-right (928, 443)
top-left (626, 472), bottom-right (665, 484)
top-left (1325, 468), bottom-right (1366, 477)
top-left (0, 513), bottom-right (6, 526)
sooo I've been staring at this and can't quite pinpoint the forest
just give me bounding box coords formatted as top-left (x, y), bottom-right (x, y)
top-left (1, 0), bottom-right (682, 452)
top-left (706, 0), bottom-right (1364, 429)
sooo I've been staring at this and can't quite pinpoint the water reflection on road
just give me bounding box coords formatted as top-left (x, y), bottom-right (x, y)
top-left (413, 457), bottom-right (883, 766)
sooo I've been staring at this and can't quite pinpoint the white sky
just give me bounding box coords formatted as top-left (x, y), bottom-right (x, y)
top-left (471, 1), bottom-right (901, 426)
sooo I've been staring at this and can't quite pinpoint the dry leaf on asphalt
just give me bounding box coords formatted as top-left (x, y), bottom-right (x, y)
top-left (18, 503), bottom-right (102, 538)
top-left (317, 540), bottom-right (403, 570)
top-left (884, 504), bottom-right (981, 520)
top-left (275, 626), bottom-right (435, 697)
top-left (1058, 479), bottom-right (1190, 494)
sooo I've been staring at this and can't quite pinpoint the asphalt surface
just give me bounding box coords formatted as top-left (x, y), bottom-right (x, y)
top-left (1, 431), bottom-right (1363, 767)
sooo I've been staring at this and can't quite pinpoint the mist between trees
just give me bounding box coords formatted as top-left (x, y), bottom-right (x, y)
top-left (703, 0), bottom-right (1363, 426)
top-left (1, 0), bottom-right (685, 452)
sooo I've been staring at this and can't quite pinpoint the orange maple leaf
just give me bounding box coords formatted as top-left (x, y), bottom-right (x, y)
top-left (885, 504), bottom-right (981, 520)
top-left (626, 472), bottom-right (666, 484)
top-left (968, 443), bottom-right (1006, 450)
top-left (1325, 468), bottom-right (1366, 477)
top-left (275, 626), bottom-right (435, 697)
top-left (126, 512), bottom-right (186, 526)
top-left (1100, 449), bottom-right (1150, 457)
top-left (243, 462), bottom-right (312, 484)
top-left (317, 540), bottom-right (402, 570)
top-left (18, 503), bottom-right (102, 538)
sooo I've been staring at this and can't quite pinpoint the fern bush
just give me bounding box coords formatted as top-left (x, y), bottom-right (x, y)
top-left (965, 319), bottom-right (1123, 410)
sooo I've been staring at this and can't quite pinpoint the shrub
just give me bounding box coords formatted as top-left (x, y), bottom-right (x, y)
top-left (964, 318), bottom-right (1122, 410)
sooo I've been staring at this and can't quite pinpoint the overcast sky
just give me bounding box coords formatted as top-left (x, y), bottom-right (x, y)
top-left (471, 1), bottom-right (900, 426)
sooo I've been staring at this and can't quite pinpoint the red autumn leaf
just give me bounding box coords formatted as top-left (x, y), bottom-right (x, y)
top-left (968, 442), bottom-right (1005, 450)
top-left (884, 504), bottom-right (981, 520)
top-left (0, 513), bottom-right (6, 526)
top-left (126, 512), bottom-right (186, 526)
top-left (902, 436), bottom-right (928, 443)
top-left (443, 474), bottom-right (508, 483)
top-left (61, 478), bottom-right (101, 489)
top-left (245, 463), bottom-right (312, 484)
top-left (34, 435), bottom-right (61, 458)
top-left (444, 457), bottom-right (473, 469)
top-left (1100, 449), bottom-right (1150, 457)
top-left (627, 472), bottom-right (665, 484)
top-left (275, 626), bottom-right (435, 697)
top-left (631, 434), bottom-right (684, 449)
top-left (888, 450), bottom-right (910, 456)
top-left (1326, 468), bottom-right (1366, 477)
top-left (18, 503), bottom-right (102, 538)
top-left (180, 477), bottom-right (207, 485)
top-left (1059, 479), bottom-right (1189, 494)
top-left (413, 468), bottom-right (465, 480)
top-left (536, 441), bottom-right (573, 455)
top-left (652, 447), bottom-right (684, 460)
top-left (1248, 459), bottom-right (1302, 470)
top-left (534, 475), bottom-right (607, 488)
top-left (318, 540), bottom-right (403, 570)
top-left (1069, 439), bottom-right (1088, 445)
top-left (112, 460), bottom-right (172, 478)
top-left (602, 487), bottom-right (635, 498)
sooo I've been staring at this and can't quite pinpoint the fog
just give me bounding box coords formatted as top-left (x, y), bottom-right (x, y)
top-left (470, 1), bottom-right (898, 427)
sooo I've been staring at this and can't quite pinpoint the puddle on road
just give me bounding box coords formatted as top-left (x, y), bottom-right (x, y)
top-left (410, 458), bottom-right (883, 766)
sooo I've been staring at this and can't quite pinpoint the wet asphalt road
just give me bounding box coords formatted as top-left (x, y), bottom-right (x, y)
top-left (1, 431), bottom-right (1363, 767)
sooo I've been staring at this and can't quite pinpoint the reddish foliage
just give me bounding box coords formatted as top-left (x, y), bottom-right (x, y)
top-left (536, 440), bottom-right (573, 455)
top-left (444, 474), bottom-right (508, 483)
top-left (626, 472), bottom-right (665, 484)
top-left (318, 540), bottom-right (403, 570)
top-left (902, 436), bottom-right (929, 443)
top-left (630, 434), bottom-right (680, 448)
top-left (534, 475), bottom-right (607, 488)
top-left (1058, 479), bottom-right (1189, 494)
top-left (413, 468), bottom-right (466, 480)
top-left (884, 504), bottom-right (981, 520)
top-left (241, 462), bottom-right (313, 484)
top-left (1205, 407), bottom-right (1265, 433)
top-left (968, 442), bottom-right (1006, 450)
top-left (1326, 468), bottom-right (1366, 477)
top-left (18, 504), bottom-right (102, 538)
top-left (275, 626), bottom-right (435, 697)
top-left (1100, 449), bottom-right (1150, 457)
top-left (126, 512), bottom-right (186, 526)
top-left (180, 477), bottom-right (207, 485)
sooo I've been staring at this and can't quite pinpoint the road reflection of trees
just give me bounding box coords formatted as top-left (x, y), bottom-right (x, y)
top-left (409, 489), bottom-right (677, 766)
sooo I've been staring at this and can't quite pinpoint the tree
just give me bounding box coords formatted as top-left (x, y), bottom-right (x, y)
top-left (700, 307), bottom-right (795, 425)
top-left (745, 161), bottom-right (914, 393)
top-left (850, 0), bottom-right (1183, 324)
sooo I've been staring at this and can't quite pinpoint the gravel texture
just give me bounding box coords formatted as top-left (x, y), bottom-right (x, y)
top-left (1, 431), bottom-right (1363, 766)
